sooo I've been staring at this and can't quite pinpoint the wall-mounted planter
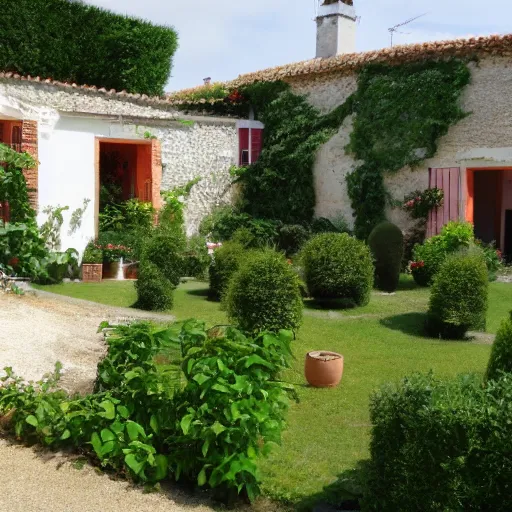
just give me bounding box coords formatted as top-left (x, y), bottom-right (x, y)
top-left (305, 351), bottom-right (344, 388)
top-left (82, 264), bottom-right (103, 283)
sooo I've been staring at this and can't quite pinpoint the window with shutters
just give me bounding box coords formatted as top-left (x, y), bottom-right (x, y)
top-left (238, 127), bottom-right (263, 166)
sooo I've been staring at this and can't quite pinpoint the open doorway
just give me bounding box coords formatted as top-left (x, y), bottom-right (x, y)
top-left (99, 140), bottom-right (153, 210)
top-left (473, 170), bottom-right (502, 245)
top-left (467, 168), bottom-right (512, 260)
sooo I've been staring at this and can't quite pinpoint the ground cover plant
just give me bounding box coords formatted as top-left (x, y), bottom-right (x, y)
top-left (32, 275), bottom-right (505, 507)
top-left (0, 321), bottom-right (295, 502)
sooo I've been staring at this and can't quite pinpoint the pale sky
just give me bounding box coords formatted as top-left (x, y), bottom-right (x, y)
top-left (85, 0), bottom-right (511, 92)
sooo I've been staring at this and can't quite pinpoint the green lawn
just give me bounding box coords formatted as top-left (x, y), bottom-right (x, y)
top-left (33, 277), bottom-right (510, 506)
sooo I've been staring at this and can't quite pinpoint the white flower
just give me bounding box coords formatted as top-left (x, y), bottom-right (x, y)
top-left (178, 196), bottom-right (185, 203)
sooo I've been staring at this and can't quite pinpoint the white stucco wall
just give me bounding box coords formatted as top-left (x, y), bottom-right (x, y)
top-left (293, 57), bottom-right (512, 233)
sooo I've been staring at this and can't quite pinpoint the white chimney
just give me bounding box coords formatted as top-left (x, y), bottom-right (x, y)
top-left (316, 0), bottom-right (357, 58)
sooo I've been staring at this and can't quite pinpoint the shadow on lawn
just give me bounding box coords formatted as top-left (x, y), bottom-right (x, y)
top-left (185, 287), bottom-right (211, 298)
top-left (304, 298), bottom-right (358, 311)
top-left (380, 312), bottom-right (428, 337)
top-left (297, 462), bottom-right (369, 511)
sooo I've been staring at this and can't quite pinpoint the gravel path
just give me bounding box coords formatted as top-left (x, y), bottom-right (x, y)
top-left (0, 292), bottom-right (215, 512)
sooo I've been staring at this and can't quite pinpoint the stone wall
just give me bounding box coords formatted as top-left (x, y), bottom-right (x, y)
top-left (290, 56), bottom-right (512, 233)
top-left (157, 121), bottom-right (238, 236)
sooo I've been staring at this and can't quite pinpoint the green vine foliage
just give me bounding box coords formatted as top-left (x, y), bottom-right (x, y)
top-left (238, 83), bottom-right (353, 224)
top-left (346, 60), bottom-right (471, 238)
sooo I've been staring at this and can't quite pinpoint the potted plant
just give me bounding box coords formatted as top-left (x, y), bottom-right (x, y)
top-left (82, 242), bottom-right (103, 282)
top-left (101, 243), bottom-right (133, 279)
top-left (305, 351), bottom-right (344, 388)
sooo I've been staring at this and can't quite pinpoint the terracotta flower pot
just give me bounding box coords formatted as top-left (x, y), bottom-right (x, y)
top-left (305, 351), bottom-right (344, 388)
top-left (82, 263), bottom-right (103, 283)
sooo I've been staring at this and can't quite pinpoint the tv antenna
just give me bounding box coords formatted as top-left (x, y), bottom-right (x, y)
top-left (388, 13), bottom-right (428, 47)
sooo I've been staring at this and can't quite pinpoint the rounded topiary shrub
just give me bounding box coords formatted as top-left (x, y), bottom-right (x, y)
top-left (224, 249), bottom-right (303, 332)
top-left (183, 235), bottom-right (210, 280)
top-left (486, 312), bottom-right (512, 381)
top-left (135, 262), bottom-right (174, 311)
top-left (278, 224), bottom-right (310, 256)
top-left (143, 228), bottom-right (185, 286)
top-left (368, 221), bottom-right (404, 292)
top-left (208, 242), bottom-right (247, 300)
top-left (301, 233), bottom-right (374, 306)
top-left (427, 251), bottom-right (489, 339)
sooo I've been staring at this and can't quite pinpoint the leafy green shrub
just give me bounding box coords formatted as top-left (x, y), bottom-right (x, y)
top-left (427, 251), bottom-right (488, 339)
top-left (301, 233), bottom-right (374, 306)
top-left (367, 372), bottom-right (512, 511)
top-left (412, 221), bottom-right (475, 286)
top-left (368, 222), bottom-right (404, 293)
top-left (311, 217), bottom-right (341, 234)
top-left (278, 224), bottom-right (310, 256)
top-left (40, 249), bottom-right (79, 284)
top-left (182, 235), bottom-right (210, 279)
top-left (82, 242), bottom-right (103, 264)
top-left (224, 249), bottom-right (303, 332)
top-left (168, 326), bottom-right (294, 501)
top-left (135, 262), bottom-right (174, 311)
top-left (99, 200), bottom-right (155, 234)
top-left (199, 206), bottom-right (252, 242)
top-left (478, 241), bottom-right (503, 281)
top-left (208, 242), bottom-right (247, 300)
top-left (0, 0), bottom-right (178, 95)
top-left (143, 228), bottom-right (185, 287)
top-left (486, 312), bottom-right (512, 381)
top-left (0, 321), bottom-right (293, 502)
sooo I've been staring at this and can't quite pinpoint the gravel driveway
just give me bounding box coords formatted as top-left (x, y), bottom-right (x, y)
top-left (0, 291), bottom-right (214, 512)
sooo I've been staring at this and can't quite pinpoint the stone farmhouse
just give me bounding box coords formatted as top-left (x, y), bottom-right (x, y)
top-left (2, 0), bottom-right (512, 257)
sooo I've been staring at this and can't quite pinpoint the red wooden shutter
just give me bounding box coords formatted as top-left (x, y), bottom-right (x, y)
top-left (251, 128), bottom-right (263, 163)
top-left (238, 128), bottom-right (263, 165)
top-left (427, 167), bottom-right (461, 237)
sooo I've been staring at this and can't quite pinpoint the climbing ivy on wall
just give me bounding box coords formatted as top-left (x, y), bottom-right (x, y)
top-left (174, 59), bottom-right (471, 236)
top-left (346, 60), bottom-right (471, 238)
top-left (237, 83), bottom-right (353, 224)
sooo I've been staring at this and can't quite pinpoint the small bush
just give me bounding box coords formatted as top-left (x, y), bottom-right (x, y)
top-left (82, 242), bottom-right (103, 264)
top-left (183, 235), bottom-right (210, 280)
top-left (411, 221), bottom-right (474, 286)
top-left (486, 312), bottom-right (512, 381)
top-left (278, 224), bottom-right (310, 256)
top-left (301, 233), bottom-right (374, 306)
top-left (224, 249), bottom-right (303, 332)
top-left (208, 242), bottom-right (247, 300)
top-left (199, 206), bottom-right (252, 242)
top-left (427, 251), bottom-right (488, 339)
top-left (135, 262), bottom-right (174, 311)
top-left (367, 372), bottom-right (512, 511)
top-left (368, 221), bottom-right (404, 292)
top-left (143, 228), bottom-right (186, 287)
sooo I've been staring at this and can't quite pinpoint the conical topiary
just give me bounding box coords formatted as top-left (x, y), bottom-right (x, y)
top-left (368, 221), bottom-right (404, 293)
top-left (486, 311), bottom-right (512, 381)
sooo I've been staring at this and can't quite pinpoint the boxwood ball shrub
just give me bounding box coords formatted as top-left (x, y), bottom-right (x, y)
top-left (427, 251), bottom-right (488, 339)
top-left (208, 242), bottom-right (247, 300)
top-left (135, 262), bottom-right (174, 311)
top-left (367, 372), bottom-right (512, 511)
top-left (143, 228), bottom-right (185, 287)
top-left (368, 221), bottom-right (404, 292)
top-left (301, 233), bottom-right (374, 306)
top-left (486, 311), bottom-right (512, 381)
top-left (224, 249), bottom-right (303, 333)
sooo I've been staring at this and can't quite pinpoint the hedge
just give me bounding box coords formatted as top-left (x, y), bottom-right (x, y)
top-left (0, 0), bottom-right (178, 96)
top-left (367, 372), bottom-right (512, 511)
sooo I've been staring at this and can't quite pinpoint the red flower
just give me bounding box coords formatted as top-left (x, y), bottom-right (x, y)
top-left (8, 257), bottom-right (19, 266)
top-left (411, 261), bottom-right (425, 270)
top-left (228, 90), bottom-right (244, 103)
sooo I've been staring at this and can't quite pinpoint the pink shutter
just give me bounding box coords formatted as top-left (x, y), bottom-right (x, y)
top-left (238, 128), bottom-right (249, 165)
top-left (427, 167), bottom-right (461, 237)
top-left (251, 128), bottom-right (263, 163)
